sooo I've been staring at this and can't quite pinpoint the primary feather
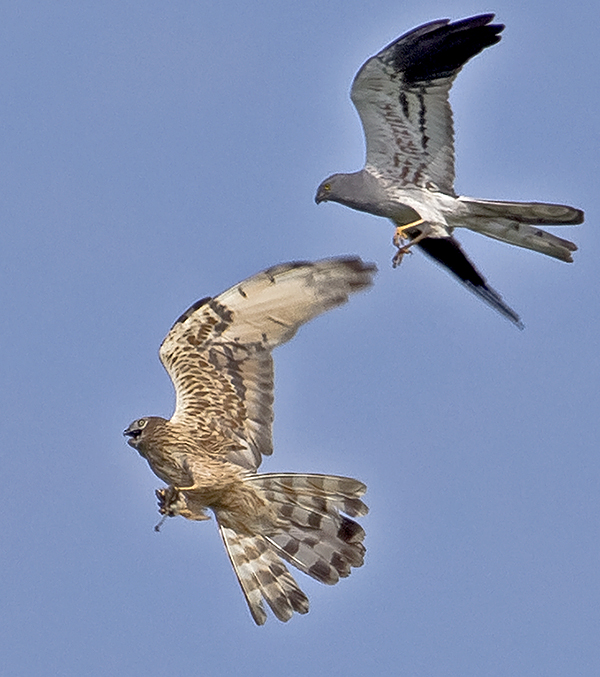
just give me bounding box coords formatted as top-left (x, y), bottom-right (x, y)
top-left (124, 257), bottom-right (375, 623)
top-left (316, 14), bottom-right (583, 327)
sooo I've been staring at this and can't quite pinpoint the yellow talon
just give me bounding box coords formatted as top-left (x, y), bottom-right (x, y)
top-left (393, 218), bottom-right (425, 247)
top-left (392, 218), bottom-right (429, 268)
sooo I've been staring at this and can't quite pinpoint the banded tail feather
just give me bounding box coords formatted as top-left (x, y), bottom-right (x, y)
top-left (460, 197), bottom-right (581, 262)
top-left (218, 526), bottom-right (310, 625)
top-left (217, 473), bottom-right (367, 625)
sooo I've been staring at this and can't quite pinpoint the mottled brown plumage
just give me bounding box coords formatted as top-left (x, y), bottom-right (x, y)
top-left (124, 257), bottom-right (376, 624)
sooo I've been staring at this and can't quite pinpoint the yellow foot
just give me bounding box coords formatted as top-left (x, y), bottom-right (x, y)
top-left (392, 218), bottom-right (427, 268)
top-left (392, 218), bottom-right (425, 248)
top-left (154, 486), bottom-right (210, 530)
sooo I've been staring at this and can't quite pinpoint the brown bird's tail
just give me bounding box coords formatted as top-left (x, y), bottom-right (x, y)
top-left (459, 197), bottom-right (583, 262)
top-left (217, 473), bottom-right (368, 625)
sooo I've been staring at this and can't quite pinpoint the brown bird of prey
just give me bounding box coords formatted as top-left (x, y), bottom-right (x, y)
top-left (315, 14), bottom-right (583, 328)
top-left (124, 257), bottom-right (376, 624)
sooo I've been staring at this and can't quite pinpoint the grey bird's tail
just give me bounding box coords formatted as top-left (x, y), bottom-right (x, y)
top-left (459, 197), bottom-right (583, 262)
top-left (217, 473), bottom-right (367, 625)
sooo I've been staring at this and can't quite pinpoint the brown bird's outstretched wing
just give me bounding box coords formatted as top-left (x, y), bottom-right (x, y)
top-left (158, 257), bottom-right (376, 471)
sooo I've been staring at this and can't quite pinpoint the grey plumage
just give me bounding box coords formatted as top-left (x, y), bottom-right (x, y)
top-left (315, 14), bottom-right (583, 327)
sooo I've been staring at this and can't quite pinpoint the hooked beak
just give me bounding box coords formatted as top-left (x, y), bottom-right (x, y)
top-left (123, 426), bottom-right (140, 440)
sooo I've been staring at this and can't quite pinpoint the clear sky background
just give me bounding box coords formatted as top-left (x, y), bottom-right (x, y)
top-left (1, 1), bottom-right (598, 675)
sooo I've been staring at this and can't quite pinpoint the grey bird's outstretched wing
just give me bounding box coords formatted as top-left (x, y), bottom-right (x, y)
top-left (416, 236), bottom-right (523, 328)
top-left (351, 14), bottom-right (504, 194)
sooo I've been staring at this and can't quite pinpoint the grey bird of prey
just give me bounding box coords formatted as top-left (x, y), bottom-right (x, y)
top-left (315, 14), bottom-right (583, 328)
top-left (124, 257), bottom-right (376, 625)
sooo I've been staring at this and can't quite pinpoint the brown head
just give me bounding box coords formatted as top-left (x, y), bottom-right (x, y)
top-left (123, 416), bottom-right (168, 455)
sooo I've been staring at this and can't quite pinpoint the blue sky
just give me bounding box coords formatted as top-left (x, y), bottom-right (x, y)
top-left (1, 1), bottom-right (598, 675)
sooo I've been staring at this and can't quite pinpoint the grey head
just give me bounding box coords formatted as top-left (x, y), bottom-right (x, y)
top-left (315, 171), bottom-right (390, 217)
top-left (123, 416), bottom-right (167, 451)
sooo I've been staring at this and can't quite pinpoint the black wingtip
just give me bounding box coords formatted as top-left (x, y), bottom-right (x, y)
top-left (416, 237), bottom-right (523, 329)
top-left (464, 281), bottom-right (524, 330)
top-left (388, 14), bottom-right (505, 83)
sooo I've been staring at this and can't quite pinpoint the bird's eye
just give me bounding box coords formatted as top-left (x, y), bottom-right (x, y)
top-left (323, 183), bottom-right (331, 192)
top-left (137, 419), bottom-right (148, 428)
